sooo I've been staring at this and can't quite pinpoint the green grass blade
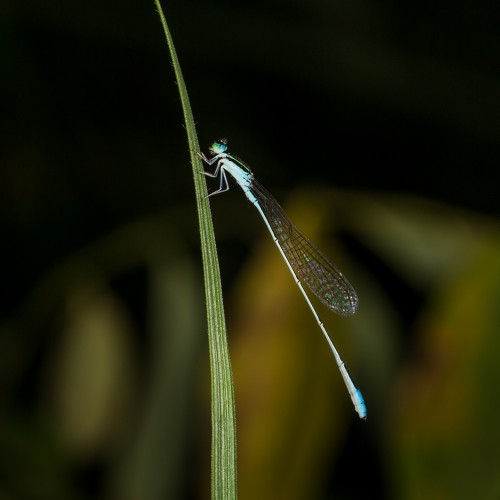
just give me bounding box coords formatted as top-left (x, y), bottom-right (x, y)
top-left (153, 2), bottom-right (237, 498)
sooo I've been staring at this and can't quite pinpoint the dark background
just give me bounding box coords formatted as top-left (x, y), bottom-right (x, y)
top-left (1, 1), bottom-right (499, 499)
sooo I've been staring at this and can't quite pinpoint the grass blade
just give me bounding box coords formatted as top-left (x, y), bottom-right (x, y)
top-left (153, 2), bottom-right (237, 497)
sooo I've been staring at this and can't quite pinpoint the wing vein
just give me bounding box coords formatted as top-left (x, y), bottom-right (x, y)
top-left (250, 179), bottom-right (358, 316)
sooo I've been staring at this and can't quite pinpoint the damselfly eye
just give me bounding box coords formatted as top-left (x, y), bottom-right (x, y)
top-left (210, 140), bottom-right (228, 155)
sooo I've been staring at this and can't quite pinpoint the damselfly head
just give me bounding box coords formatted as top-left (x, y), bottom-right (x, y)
top-left (209, 138), bottom-right (228, 155)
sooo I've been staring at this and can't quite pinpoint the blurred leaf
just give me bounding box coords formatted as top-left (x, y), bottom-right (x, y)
top-left (341, 192), bottom-right (490, 289)
top-left (45, 283), bottom-right (136, 455)
top-left (112, 258), bottom-right (204, 500)
top-left (226, 187), bottom-right (500, 499)
top-left (391, 238), bottom-right (500, 500)
top-left (0, 212), bottom-right (206, 499)
top-left (230, 188), bottom-right (377, 499)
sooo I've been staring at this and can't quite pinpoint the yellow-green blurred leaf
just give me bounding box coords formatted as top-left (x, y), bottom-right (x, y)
top-left (390, 232), bottom-right (500, 500)
top-left (230, 188), bottom-right (375, 499)
top-left (45, 283), bottom-right (136, 456)
top-left (342, 192), bottom-right (490, 289)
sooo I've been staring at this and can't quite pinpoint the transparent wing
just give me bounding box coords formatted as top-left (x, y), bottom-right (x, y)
top-left (251, 179), bottom-right (358, 316)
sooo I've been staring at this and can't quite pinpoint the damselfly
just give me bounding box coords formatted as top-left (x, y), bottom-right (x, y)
top-left (200, 139), bottom-right (366, 419)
